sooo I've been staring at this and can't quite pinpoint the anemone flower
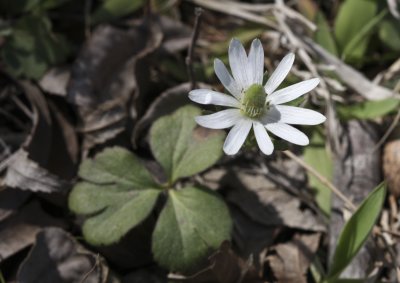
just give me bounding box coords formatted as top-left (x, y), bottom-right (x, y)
top-left (189, 38), bottom-right (326, 155)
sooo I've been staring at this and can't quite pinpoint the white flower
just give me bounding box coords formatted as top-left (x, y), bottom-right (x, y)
top-left (189, 38), bottom-right (326, 155)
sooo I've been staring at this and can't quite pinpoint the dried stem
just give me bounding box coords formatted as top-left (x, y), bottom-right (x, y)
top-left (371, 109), bottom-right (400, 153)
top-left (79, 254), bottom-right (100, 283)
top-left (283, 150), bottom-right (356, 211)
top-left (186, 7), bottom-right (203, 90)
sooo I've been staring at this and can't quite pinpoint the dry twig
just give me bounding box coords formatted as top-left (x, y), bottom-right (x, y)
top-left (186, 7), bottom-right (203, 90)
top-left (79, 254), bottom-right (100, 283)
top-left (283, 150), bottom-right (356, 210)
top-left (371, 109), bottom-right (400, 153)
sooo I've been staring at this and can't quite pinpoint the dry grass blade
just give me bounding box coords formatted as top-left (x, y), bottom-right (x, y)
top-left (283, 150), bottom-right (356, 211)
top-left (303, 38), bottom-right (399, 101)
top-left (186, 0), bottom-right (278, 29)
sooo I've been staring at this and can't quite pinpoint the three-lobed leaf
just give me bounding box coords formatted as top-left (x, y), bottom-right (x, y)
top-left (78, 146), bottom-right (156, 188)
top-left (69, 107), bottom-right (231, 271)
top-left (69, 147), bottom-right (161, 245)
top-left (152, 186), bottom-right (232, 272)
top-left (327, 183), bottom-right (386, 280)
top-left (150, 105), bottom-right (224, 184)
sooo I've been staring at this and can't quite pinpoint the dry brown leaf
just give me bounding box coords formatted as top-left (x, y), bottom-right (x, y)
top-left (4, 81), bottom-right (75, 193)
top-left (17, 227), bottom-right (120, 283)
top-left (5, 149), bottom-right (69, 193)
top-left (231, 206), bottom-right (277, 264)
top-left (383, 127), bottom-right (400, 198)
top-left (266, 233), bottom-right (321, 283)
top-left (0, 201), bottom-right (65, 262)
top-left (67, 18), bottom-right (163, 153)
top-left (172, 241), bottom-right (262, 283)
top-left (39, 67), bottom-right (70, 96)
top-left (225, 169), bottom-right (326, 232)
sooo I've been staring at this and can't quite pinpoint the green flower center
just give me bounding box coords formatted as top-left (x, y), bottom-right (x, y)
top-left (240, 84), bottom-right (266, 118)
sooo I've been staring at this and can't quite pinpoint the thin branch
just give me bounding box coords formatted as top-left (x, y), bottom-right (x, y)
top-left (371, 109), bottom-right (400, 153)
top-left (79, 254), bottom-right (100, 283)
top-left (283, 150), bottom-right (356, 210)
top-left (10, 95), bottom-right (33, 120)
top-left (379, 228), bottom-right (400, 238)
top-left (186, 7), bottom-right (203, 90)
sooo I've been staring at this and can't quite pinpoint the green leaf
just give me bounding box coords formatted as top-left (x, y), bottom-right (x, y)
top-left (327, 183), bottom-right (386, 280)
top-left (337, 98), bottom-right (400, 120)
top-left (303, 130), bottom-right (333, 216)
top-left (314, 12), bottom-right (339, 56)
top-left (81, 187), bottom-right (160, 245)
top-left (334, 0), bottom-right (379, 62)
top-left (379, 18), bottom-right (400, 51)
top-left (341, 9), bottom-right (387, 63)
top-left (152, 187), bottom-right (232, 272)
top-left (91, 0), bottom-right (145, 24)
top-left (78, 146), bottom-right (157, 188)
top-left (1, 15), bottom-right (70, 79)
top-left (69, 147), bottom-right (161, 245)
top-left (150, 105), bottom-right (224, 184)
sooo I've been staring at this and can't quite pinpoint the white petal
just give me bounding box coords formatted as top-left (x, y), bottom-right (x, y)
top-left (253, 122), bottom-right (274, 155)
top-left (247, 39), bottom-right (264, 85)
top-left (189, 89), bottom-right (240, 108)
top-left (214, 59), bottom-right (242, 100)
top-left (195, 109), bottom-right (242, 129)
top-left (265, 123), bottom-right (309, 146)
top-left (264, 53), bottom-right (295, 95)
top-left (274, 105), bottom-right (326, 125)
top-left (229, 39), bottom-right (250, 90)
top-left (259, 105), bottom-right (281, 124)
top-left (267, 78), bottom-right (320, 105)
top-left (223, 119), bottom-right (252, 155)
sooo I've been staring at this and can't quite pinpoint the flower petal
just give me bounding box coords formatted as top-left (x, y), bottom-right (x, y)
top-left (253, 122), bottom-right (274, 155)
top-left (223, 119), bottom-right (252, 155)
top-left (229, 39), bottom-right (250, 90)
top-left (214, 59), bottom-right (242, 99)
top-left (247, 39), bottom-right (264, 85)
top-left (264, 53), bottom-right (295, 95)
top-left (267, 78), bottom-right (320, 105)
top-left (265, 123), bottom-right (309, 146)
top-left (195, 109), bottom-right (242, 129)
top-left (274, 105), bottom-right (326, 125)
top-left (189, 89), bottom-right (240, 108)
